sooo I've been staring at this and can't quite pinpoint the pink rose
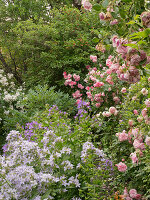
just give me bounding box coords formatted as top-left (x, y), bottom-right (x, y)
top-left (145, 99), bottom-right (150, 107)
top-left (133, 139), bottom-right (145, 150)
top-left (135, 194), bottom-right (142, 199)
top-left (72, 90), bottom-right (82, 99)
top-left (90, 55), bottom-right (97, 63)
top-left (141, 108), bottom-right (147, 117)
top-left (113, 96), bottom-right (120, 103)
top-left (121, 87), bottom-right (126, 93)
top-left (111, 35), bottom-right (120, 47)
top-left (126, 197), bottom-right (132, 200)
top-left (130, 152), bottom-right (138, 164)
top-left (130, 54), bottom-right (141, 66)
top-left (116, 162), bottom-right (127, 172)
top-left (141, 12), bottom-right (150, 27)
top-left (95, 103), bottom-right (101, 107)
top-left (94, 82), bottom-right (104, 87)
top-left (133, 109), bottom-right (138, 115)
top-left (141, 88), bottom-right (148, 95)
top-left (83, 1), bottom-right (92, 11)
top-left (78, 84), bottom-right (84, 89)
top-left (118, 130), bottom-right (128, 142)
top-left (137, 116), bottom-right (143, 123)
top-left (73, 74), bottom-right (80, 81)
top-left (109, 107), bottom-right (117, 114)
top-left (110, 19), bottom-right (118, 25)
top-left (99, 12), bottom-right (105, 20)
top-left (102, 111), bottom-right (111, 117)
top-left (128, 119), bottom-right (134, 126)
top-left (145, 136), bottom-right (150, 146)
top-left (129, 189), bottom-right (137, 198)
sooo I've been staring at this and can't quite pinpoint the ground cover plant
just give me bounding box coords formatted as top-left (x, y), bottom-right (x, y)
top-left (0, 0), bottom-right (150, 199)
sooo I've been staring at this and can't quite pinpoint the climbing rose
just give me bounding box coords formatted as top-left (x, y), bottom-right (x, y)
top-left (133, 110), bottom-right (138, 115)
top-left (99, 12), bottom-right (105, 20)
top-left (145, 136), bottom-right (150, 146)
top-left (129, 189), bottom-right (137, 198)
top-left (118, 131), bottom-right (128, 142)
top-left (110, 19), bottom-right (118, 25)
top-left (116, 162), bottom-right (127, 172)
top-left (121, 87), bottom-right (127, 93)
top-left (90, 55), bottom-right (97, 63)
top-left (82, 1), bottom-right (92, 11)
top-left (128, 119), bottom-right (134, 126)
top-left (141, 88), bottom-right (148, 95)
top-left (145, 99), bottom-right (150, 107)
top-left (109, 107), bottom-right (117, 114)
top-left (130, 152), bottom-right (138, 164)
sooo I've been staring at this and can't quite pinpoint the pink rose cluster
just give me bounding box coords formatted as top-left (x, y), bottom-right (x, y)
top-left (106, 55), bottom-right (140, 84)
top-left (116, 130), bottom-right (128, 142)
top-left (110, 35), bottom-right (150, 83)
top-left (63, 72), bottom-right (85, 101)
top-left (63, 72), bottom-right (84, 90)
top-left (102, 107), bottom-right (118, 117)
top-left (90, 55), bottom-right (97, 63)
top-left (123, 187), bottom-right (141, 200)
top-left (84, 62), bottom-right (123, 108)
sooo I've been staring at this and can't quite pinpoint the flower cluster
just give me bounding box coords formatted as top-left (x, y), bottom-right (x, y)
top-left (122, 187), bottom-right (142, 200)
top-left (111, 35), bottom-right (150, 83)
top-left (0, 105), bottom-right (114, 199)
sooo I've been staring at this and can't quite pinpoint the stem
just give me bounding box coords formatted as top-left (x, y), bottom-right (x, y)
top-left (0, 173), bottom-right (12, 187)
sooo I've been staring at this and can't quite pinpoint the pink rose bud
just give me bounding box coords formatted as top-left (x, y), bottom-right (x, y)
top-left (115, 162), bottom-right (127, 172)
top-left (99, 12), bottom-right (105, 20)
top-left (133, 109), bottom-right (138, 115)
top-left (121, 87), bottom-right (127, 93)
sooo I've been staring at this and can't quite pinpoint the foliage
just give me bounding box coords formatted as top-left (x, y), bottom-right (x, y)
top-left (2, 85), bottom-right (76, 135)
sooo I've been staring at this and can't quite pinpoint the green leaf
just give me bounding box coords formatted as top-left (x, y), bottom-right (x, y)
top-left (119, 9), bottom-right (126, 18)
top-left (123, 43), bottom-right (138, 49)
top-left (102, 0), bottom-right (109, 8)
top-left (92, 4), bottom-right (101, 11)
top-left (126, 20), bottom-right (135, 25)
top-left (134, 15), bottom-right (140, 20)
top-left (92, 37), bottom-right (99, 43)
top-left (42, 190), bottom-right (51, 199)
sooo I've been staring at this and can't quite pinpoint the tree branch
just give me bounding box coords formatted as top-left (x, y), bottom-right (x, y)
top-left (0, 50), bottom-right (23, 84)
